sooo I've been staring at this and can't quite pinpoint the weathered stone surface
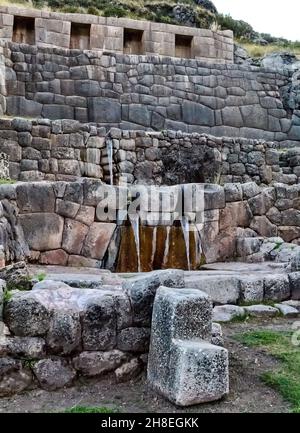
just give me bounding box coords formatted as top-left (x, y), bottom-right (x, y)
top-left (124, 270), bottom-right (184, 326)
top-left (115, 357), bottom-right (143, 383)
top-left (4, 292), bottom-right (51, 337)
top-left (0, 357), bottom-right (32, 397)
top-left (224, 183), bottom-right (243, 202)
top-left (185, 275), bottom-right (240, 304)
top-left (288, 272), bottom-right (300, 300)
top-left (274, 303), bottom-right (299, 317)
top-left (244, 305), bottom-right (279, 317)
top-left (220, 201), bottom-right (252, 231)
top-left (182, 101), bottom-right (214, 126)
top-left (211, 323), bottom-right (224, 347)
top-left (32, 280), bottom-right (70, 291)
top-left (33, 358), bottom-right (76, 391)
top-left (239, 275), bottom-right (264, 303)
top-left (19, 213), bottom-right (64, 251)
top-left (0, 262), bottom-right (31, 291)
top-left (88, 98), bottom-right (121, 123)
top-left (148, 287), bottom-right (228, 406)
top-left (39, 249), bottom-right (68, 266)
top-left (281, 300), bottom-right (300, 312)
top-left (46, 311), bottom-right (81, 355)
top-left (81, 294), bottom-right (117, 351)
top-left (237, 238), bottom-right (263, 258)
top-left (264, 275), bottom-right (290, 302)
top-left (16, 183), bottom-right (55, 213)
top-left (212, 305), bottom-right (245, 323)
top-left (62, 219), bottom-right (89, 255)
top-left (82, 223), bottom-right (116, 260)
top-left (250, 216), bottom-right (277, 237)
top-left (5, 337), bottom-right (46, 359)
top-left (117, 327), bottom-right (150, 353)
top-left (73, 350), bottom-right (127, 377)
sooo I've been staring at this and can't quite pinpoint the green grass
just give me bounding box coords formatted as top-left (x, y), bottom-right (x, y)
top-left (0, 179), bottom-right (15, 185)
top-left (35, 272), bottom-right (47, 282)
top-left (64, 405), bottom-right (119, 413)
top-left (235, 330), bottom-right (300, 412)
top-left (2, 289), bottom-right (13, 304)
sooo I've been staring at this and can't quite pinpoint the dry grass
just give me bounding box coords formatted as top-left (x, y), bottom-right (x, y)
top-left (238, 41), bottom-right (300, 59)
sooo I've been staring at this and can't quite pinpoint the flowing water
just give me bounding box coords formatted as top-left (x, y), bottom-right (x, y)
top-left (106, 138), bottom-right (114, 185)
top-left (180, 215), bottom-right (191, 271)
top-left (129, 213), bottom-right (141, 272)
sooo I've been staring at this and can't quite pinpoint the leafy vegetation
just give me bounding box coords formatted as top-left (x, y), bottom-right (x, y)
top-left (235, 330), bottom-right (300, 412)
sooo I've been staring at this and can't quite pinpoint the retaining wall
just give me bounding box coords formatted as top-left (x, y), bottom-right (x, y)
top-left (1, 43), bottom-right (299, 145)
top-left (0, 6), bottom-right (233, 62)
top-left (1, 180), bottom-right (300, 270)
top-left (1, 119), bottom-right (298, 186)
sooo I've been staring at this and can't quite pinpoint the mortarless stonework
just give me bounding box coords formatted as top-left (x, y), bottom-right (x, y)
top-left (147, 286), bottom-right (229, 406)
top-left (0, 42), bottom-right (298, 146)
top-left (0, 6), bottom-right (233, 62)
top-left (1, 119), bottom-right (299, 186)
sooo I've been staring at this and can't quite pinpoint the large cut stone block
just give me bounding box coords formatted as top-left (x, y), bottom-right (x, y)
top-left (167, 340), bottom-right (229, 406)
top-left (148, 287), bottom-right (228, 406)
top-left (182, 101), bottom-right (215, 126)
top-left (123, 270), bottom-right (185, 326)
top-left (16, 183), bottom-right (55, 213)
top-left (88, 98), bottom-right (121, 123)
top-left (185, 275), bottom-right (240, 304)
top-left (82, 222), bottom-right (116, 260)
top-left (19, 213), bottom-right (64, 251)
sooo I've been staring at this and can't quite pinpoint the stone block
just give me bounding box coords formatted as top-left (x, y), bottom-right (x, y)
top-left (62, 219), bottom-right (89, 255)
top-left (73, 350), bottom-right (127, 377)
top-left (16, 183), bottom-right (55, 213)
top-left (33, 358), bottom-right (76, 391)
top-left (82, 222), bottom-right (116, 260)
top-left (19, 213), bottom-right (64, 251)
top-left (88, 98), bottom-right (121, 123)
top-left (117, 327), bottom-right (150, 353)
top-left (0, 358), bottom-right (32, 397)
top-left (244, 305), bottom-right (279, 318)
top-left (46, 310), bottom-right (81, 355)
top-left (148, 287), bottom-right (228, 406)
top-left (239, 275), bottom-right (264, 303)
top-left (288, 272), bottom-right (300, 300)
top-left (263, 275), bottom-right (291, 302)
top-left (185, 275), bottom-right (240, 305)
top-left (212, 305), bottom-right (245, 322)
top-left (123, 270), bottom-right (185, 326)
top-left (182, 101), bottom-right (215, 126)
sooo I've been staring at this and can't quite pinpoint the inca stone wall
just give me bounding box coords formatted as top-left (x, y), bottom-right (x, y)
top-left (1, 43), bottom-right (299, 145)
top-left (0, 151), bottom-right (9, 179)
top-left (1, 118), bottom-right (298, 186)
top-left (0, 6), bottom-right (233, 62)
top-left (1, 180), bottom-right (300, 269)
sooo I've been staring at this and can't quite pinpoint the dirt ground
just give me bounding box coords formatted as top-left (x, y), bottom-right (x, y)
top-left (0, 318), bottom-right (295, 413)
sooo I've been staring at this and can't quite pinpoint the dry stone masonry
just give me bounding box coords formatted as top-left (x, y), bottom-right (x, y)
top-left (148, 287), bottom-right (229, 406)
top-left (0, 4), bottom-right (300, 406)
top-left (0, 6), bottom-right (233, 62)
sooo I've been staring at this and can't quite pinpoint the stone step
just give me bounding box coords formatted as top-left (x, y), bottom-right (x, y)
top-left (147, 286), bottom-right (229, 406)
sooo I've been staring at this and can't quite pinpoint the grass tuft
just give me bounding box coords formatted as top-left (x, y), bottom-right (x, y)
top-left (235, 330), bottom-right (300, 412)
top-left (64, 405), bottom-right (119, 413)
